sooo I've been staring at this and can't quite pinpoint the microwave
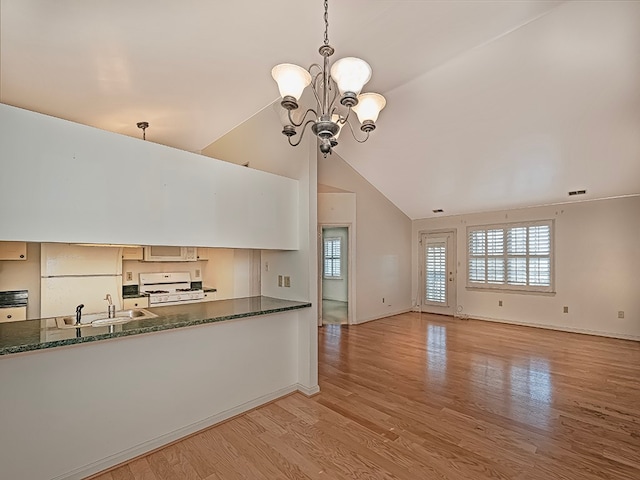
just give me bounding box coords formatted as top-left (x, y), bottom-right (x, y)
top-left (143, 246), bottom-right (197, 262)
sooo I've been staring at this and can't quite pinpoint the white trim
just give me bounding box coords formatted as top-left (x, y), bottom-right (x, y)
top-left (355, 308), bottom-right (413, 325)
top-left (469, 314), bottom-right (640, 342)
top-left (296, 383), bottom-right (321, 396)
top-left (50, 384), bottom-right (299, 480)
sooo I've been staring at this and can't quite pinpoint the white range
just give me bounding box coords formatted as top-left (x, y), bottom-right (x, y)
top-left (139, 272), bottom-right (204, 306)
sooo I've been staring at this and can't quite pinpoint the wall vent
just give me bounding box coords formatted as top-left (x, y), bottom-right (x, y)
top-left (568, 189), bottom-right (586, 196)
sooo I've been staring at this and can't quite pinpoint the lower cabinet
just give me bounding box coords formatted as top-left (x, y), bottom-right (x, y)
top-left (123, 297), bottom-right (149, 309)
top-left (0, 306), bottom-right (27, 323)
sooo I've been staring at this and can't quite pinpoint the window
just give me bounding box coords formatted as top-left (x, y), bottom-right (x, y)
top-left (324, 237), bottom-right (341, 278)
top-left (467, 220), bottom-right (553, 292)
top-left (425, 242), bottom-right (446, 303)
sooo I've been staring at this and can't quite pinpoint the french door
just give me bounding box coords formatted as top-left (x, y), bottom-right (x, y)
top-left (419, 231), bottom-right (456, 316)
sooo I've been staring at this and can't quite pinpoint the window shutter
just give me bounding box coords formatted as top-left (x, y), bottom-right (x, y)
top-left (467, 220), bottom-right (553, 292)
top-left (323, 237), bottom-right (341, 278)
top-left (426, 243), bottom-right (446, 303)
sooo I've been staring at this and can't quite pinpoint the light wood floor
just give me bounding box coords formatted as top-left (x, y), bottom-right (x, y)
top-left (91, 312), bottom-right (640, 480)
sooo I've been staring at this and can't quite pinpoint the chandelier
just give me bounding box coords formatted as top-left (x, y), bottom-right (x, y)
top-left (271, 0), bottom-right (386, 157)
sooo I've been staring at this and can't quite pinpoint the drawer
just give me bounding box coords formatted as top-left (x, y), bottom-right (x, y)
top-left (0, 306), bottom-right (27, 322)
top-left (123, 297), bottom-right (149, 309)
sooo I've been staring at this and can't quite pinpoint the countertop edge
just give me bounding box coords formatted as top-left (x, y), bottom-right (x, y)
top-left (0, 300), bottom-right (312, 356)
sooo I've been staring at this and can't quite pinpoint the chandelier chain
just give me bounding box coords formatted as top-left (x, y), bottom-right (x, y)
top-left (323, 0), bottom-right (329, 45)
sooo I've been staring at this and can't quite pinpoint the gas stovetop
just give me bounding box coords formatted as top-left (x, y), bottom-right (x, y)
top-left (139, 272), bottom-right (205, 306)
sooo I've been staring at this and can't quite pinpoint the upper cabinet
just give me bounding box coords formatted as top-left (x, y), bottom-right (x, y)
top-left (122, 247), bottom-right (144, 260)
top-left (0, 242), bottom-right (27, 260)
top-left (0, 104), bottom-right (299, 250)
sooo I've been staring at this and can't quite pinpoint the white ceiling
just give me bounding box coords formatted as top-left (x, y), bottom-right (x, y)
top-left (2, 1), bottom-right (639, 219)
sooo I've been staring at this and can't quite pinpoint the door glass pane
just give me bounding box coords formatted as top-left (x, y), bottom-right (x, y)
top-left (426, 243), bottom-right (446, 303)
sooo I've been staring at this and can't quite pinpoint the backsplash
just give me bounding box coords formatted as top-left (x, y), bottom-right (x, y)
top-left (122, 260), bottom-right (205, 286)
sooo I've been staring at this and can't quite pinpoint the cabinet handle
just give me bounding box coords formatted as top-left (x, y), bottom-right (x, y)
top-left (19, 254), bottom-right (25, 258)
top-left (7, 314), bottom-right (12, 319)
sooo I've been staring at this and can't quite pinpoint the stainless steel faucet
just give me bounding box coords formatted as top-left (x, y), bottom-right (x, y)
top-left (104, 294), bottom-right (115, 318)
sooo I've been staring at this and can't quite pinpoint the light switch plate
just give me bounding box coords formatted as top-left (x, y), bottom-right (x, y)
top-left (278, 275), bottom-right (283, 287)
top-left (284, 276), bottom-right (291, 287)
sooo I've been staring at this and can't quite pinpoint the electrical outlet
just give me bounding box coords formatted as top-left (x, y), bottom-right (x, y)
top-left (126, 272), bottom-right (133, 282)
top-left (563, 306), bottom-right (569, 314)
top-left (265, 261), bottom-right (269, 272)
top-left (618, 311), bottom-right (625, 319)
top-left (498, 300), bottom-right (503, 307)
top-left (278, 275), bottom-right (283, 287)
top-left (195, 269), bottom-right (201, 278)
top-left (284, 276), bottom-right (291, 287)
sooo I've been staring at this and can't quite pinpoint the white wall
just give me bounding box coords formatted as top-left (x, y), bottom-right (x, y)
top-left (322, 227), bottom-right (348, 302)
top-left (201, 102), bottom-right (319, 394)
top-left (0, 312), bottom-right (303, 480)
top-left (412, 196), bottom-right (640, 340)
top-left (0, 104), bottom-right (298, 250)
top-left (318, 154), bottom-right (413, 323)
top-left (0, 242), bottom-right (41, 319)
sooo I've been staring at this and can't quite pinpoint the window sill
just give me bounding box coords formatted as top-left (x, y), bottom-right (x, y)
top-left (465, 286), bottom-right (556, 296)
top-left (323, 276), bottom-right (344, 280)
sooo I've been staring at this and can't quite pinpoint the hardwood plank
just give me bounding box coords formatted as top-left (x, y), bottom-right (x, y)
top-left (89, 312), bottom-right (640, 480)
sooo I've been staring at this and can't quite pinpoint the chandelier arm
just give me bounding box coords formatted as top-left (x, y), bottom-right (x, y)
top-left (288, 108), bottom-right (318, 128)
top-left (308, 79), bottom-right (323, 111)
top-left (288, 119), bottom-right (316, 147)
top-left (344, 119), bottom-right (370, 144)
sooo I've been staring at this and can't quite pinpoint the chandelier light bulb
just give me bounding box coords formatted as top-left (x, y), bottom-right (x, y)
top-left (330, 57), bottom-right (372, 97)
top-left (271, 64), bottom-right (312, 101)
top-left (352, 93), bottom-right (387, 124)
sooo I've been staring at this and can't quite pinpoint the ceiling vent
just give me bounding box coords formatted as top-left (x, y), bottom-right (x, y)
top-left (432, 209), bottom-right (444, 213)
top-left (568, 189), bottom-right (587, 196)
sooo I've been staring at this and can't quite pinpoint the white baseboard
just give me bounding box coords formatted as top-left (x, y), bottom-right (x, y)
top-left (355, 308), bottom-right (413, 325)
top-left (470, 314), bottom-right (640, 342)
top-left (297, 383), bottom-right (320, 396)
top-left (55, 384), bottom-right (300, 480)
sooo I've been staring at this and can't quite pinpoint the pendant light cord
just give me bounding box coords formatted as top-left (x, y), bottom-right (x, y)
top-left (324, 0), bottom-right (329, 46)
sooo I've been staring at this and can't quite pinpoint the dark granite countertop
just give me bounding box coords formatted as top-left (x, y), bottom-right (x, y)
top-left (0, 296), bottom-right (311, 356)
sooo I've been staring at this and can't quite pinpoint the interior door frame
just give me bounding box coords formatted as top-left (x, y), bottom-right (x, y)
top-left (418, 228), bottom-right (457, 316)
top-left (318, 223), bottom-right (354, 326)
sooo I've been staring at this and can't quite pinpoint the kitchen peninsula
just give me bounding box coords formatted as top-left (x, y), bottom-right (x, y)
top-left (0, 296), bottom-right (311, 355)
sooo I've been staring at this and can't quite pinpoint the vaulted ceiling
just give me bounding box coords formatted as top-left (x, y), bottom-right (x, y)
top-left (2, 1), bottom-right (639, 219)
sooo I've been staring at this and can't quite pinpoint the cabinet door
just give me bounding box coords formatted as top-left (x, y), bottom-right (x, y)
top-left (0, 306), bottom-right (27, 322)
top-left (123, 297), bottom-right (149, 309)
top-left (122, 247), bottom-right (144, 260)
top-left (0, 241), bottom-right (27, 260)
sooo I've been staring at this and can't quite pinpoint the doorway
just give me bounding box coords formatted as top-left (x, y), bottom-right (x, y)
top-left (418, 230), bottom-right (457, 316)
top-left (320, 226), bottom-right (350, 325)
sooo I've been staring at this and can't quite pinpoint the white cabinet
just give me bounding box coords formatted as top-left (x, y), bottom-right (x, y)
top-left (0, 306), bottom-right (27, 323)
top-left (202, 291), bottom-right (216, 302)
top-left (0, 242), bottom-right (27, 260)
top-left (122, 247), bottom-right (143, 260)
top-left (123, 297), bottom-right (149, 309)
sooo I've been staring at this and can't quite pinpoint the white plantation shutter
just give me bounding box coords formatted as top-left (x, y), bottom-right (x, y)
top-left (426, 243), bottom-right (446, 303)
top-left (324, 237), bottom-right (341, 278)
top-left (467, 221), bottom-right (553, 292)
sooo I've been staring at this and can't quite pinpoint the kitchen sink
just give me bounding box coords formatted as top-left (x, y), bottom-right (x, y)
top-left (55, 309), bottom-right (158, 329)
